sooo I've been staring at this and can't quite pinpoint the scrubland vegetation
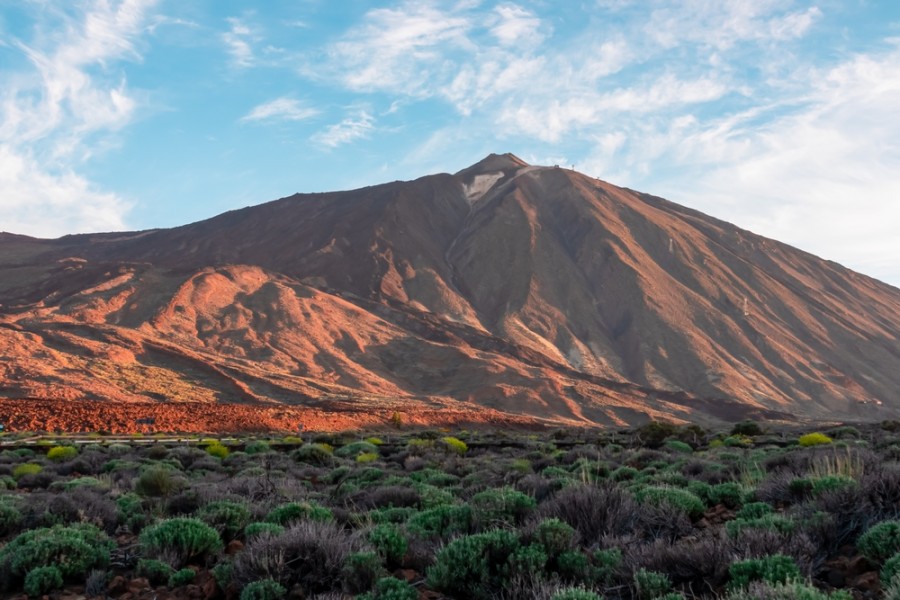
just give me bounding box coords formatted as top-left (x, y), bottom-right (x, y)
top-left (1, 421), bottom-right (900, 599)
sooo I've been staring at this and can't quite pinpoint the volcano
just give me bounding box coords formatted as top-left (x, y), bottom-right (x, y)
top-left (1, 153), bottom-right (898, 431)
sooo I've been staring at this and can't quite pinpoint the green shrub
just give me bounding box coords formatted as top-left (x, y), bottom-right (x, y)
top-left (441, 436), bottom-right (468, 454)
top-left (470, 486), bottom-right (536, 527)
top-left (731, 421), bottom-right (764, 436)
top-left (406, 504), bottom-right (472, 538)
top-left (197, 500), bottom-right (251, 540)
top-left (634, 569), bottom-right (670, 600)
top-left (47, 445), bottom-right (78, 461)
top-left (728, 554), bottom-right (800, 589)
top-left (169, 567), bottom-right (196, 587)
top-left (136, 558), bottom-right (175, 585)
top-left (135, 465), bottom-right (182, 497)
top-left (798, 432), bottom-right (832, 447)
top-left (292, 443), bottom-right (333, 464)
top-left (211, 560), bottom-right (234, 589)
top-left (265, 501), bottom-right (332, 525)
top-left (811, 475), bottom-right (856, 496)
top-left (592, 548), bottom-right (622, 584)
top-left (12, 463), bottom-right (42, 480)
top-left (611, 466), bottom-right (639, 481)
top-left (726, 515), bottom-right (795, 537)
top-left (366, 437), bottom-right (384, 446)
top-left (710, 482), bottom-right (746, 508)
top-left (240, 578), bottom-right (286, 600)
top-left (244, 440), bottom-right (271, 455)
top-left (426, 529), bottom-right (519, 599)
top-left (369, 523), bottom-right (408, 565)
top-left (244, 522), bottom-right (284, 539)
top-left (736, 502), bottom-right (774, 520)
top-left (139, 517), bottom-right (223, 567)
top-left (343, 551), bottom-right (385, 594)
top-left (636, 486), bottom-right (706, 519)
top-left (0, 502), bottom-right (22, 536)
top-left (556, 550), bottom-right (590, 583)
top-left (24, 565), bottom-right (63, 597)
top-left (508, 543), bottom-right (548, 578)
top-left (535, 518), bottom-right (576, 556)
top-left (281, 435), bottom-right (303, 444)
top-left (882, 553), bottom-right (900, 587)
top-left (665, 440), bottom-right (693, 453)
top-left (0, 523), bottom-right (113, 582)
top-left (859, 520), bottom-right (900, 563)
top-left (357, 452), bottom-right (379, 463)
top-left (724, 580), bottom-right (851, 600)
top-left (335, 440), bottom-right (379, 458)
top-left (551, 589), bottom-right (604, 600)
top-left (358, 576), bottom-right (418, 600)
top-left (205, 442), bottom-right (230, 459)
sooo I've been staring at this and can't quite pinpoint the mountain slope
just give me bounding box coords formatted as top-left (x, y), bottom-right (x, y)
top-left (1, 154), bottom-right (898, 430)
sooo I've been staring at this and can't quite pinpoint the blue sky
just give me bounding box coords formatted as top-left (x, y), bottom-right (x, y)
top-left (1, 1), bottom-right (899, 287)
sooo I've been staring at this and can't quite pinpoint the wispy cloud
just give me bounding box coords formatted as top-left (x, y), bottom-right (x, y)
top-left (312, 110), bottom-right (375, 148)
top-left (222, 16), bottom-right (257, 68)
top-left (241, 97), bottom-right (319, 123)
top-left (0, 0), bottom-right (157, 236)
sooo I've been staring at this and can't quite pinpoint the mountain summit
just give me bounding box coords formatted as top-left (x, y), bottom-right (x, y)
top-left (1, 155), bottom-right (899, 430)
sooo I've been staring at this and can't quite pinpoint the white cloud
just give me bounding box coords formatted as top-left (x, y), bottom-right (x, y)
top-left (312, 110), bottom-right (375, 148)
top-left (0, 0), bottom-right (155, 237)
top-left (490, 4), bottom-right (544, 47)
top-left (222, 16), bottom-right (257, 68)
top-left (241, 97), bottom-right (319, 123)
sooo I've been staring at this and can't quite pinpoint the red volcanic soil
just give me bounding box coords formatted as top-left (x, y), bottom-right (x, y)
top-left (0, 398), bottom-right (544, 434)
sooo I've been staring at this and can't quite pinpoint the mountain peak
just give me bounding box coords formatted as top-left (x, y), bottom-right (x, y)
top-left (455, 152), bottom-right (530, 178)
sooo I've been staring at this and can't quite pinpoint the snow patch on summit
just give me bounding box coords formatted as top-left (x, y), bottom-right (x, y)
top-left (463, 172), bottom-right (504, 204)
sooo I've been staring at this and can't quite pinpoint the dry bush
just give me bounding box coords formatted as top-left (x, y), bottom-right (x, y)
top-left (538, 483), bottom-right (638, 544)
top-left (233, 520), bottom-right (367, 595)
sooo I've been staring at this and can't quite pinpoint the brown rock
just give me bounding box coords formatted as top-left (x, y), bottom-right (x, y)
top-left (225, 539), bottom-right (244, 555)
top-left (851, 571), bottom-right (881, 594)
top-left (847, 555), bottom-right (876, 577)
top-left (107, 576), bottom-right (128, 596)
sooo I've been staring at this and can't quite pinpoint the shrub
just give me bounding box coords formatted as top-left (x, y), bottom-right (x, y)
top-left (169, 567), bottom-right (196, 587)
top-left (726, 515), bottom-right (795, 537)
top-left (368, 523), bottom-right (407, 565)
top-left (882, 553), bottom-right (900, 587)
top-left (336, 441), bottom-right (379, 458)
top-left (240, 578), bottom-right (286, 600)
top-left (0, 502), bottom-right (22, 536)
top-left (406, 504), bottom-right (471, 538)
top-left (732, 421), bottom-right (764, 436)
top-left (539, 483), bottom-right (637, 542)
top-left (197, 500), bottom-right (251, 540)
top-left (12, 463), bottom-right (42, 480)
top-left (636, 486), bottom-right (706, 520)
top-left (535, 518), bottom-right (577, 556)
top-left (135, 465), bottom-right (182, 497)
top-left (47, 445), bottom-right (78, 461)
top-left (723, 435), bottom-right (753, 448)
top-left (244, 440), bottom-right (271, 455)
top-left (343, 551), bottom-right (387, 594)
top-left (710, 482), bottom-right (745, 508)
top-left (426, 529), bottom-right (519, 599)
top-left (798, 433), bottom-right (832, 447)
top-left (508, 543), bottom-right (548, 577)
top-left (555, 550), bottom-right (590, 583)
top-left (292, 443), bottom-right (333, 464)
top-left (24, 565), bottom-right (63, 597)
top-left (724, 580), bottom-right (852, 600)
top-left (265, 501), bottom-right (332, 525)
top-left (859, 520), bottom-right (900, 563)
top-left (441, 436), bottom-right (468, 455)
top-left (728, 554), bottom-right (800, 589)
top-left (470, 487), bottom-right (536, 528)
top-left (0, 523), bottom-right (113, 584)
top-left (234, 520), bottom-right (363, 593)
top-left (205, 442), bottom-right (230, 459)
top-left (592, 548), bottom-right (622, 584)
top-left (136, 558), bottom-right (175, 585)
top-left (665, 440), bottom-right (693, 453)
top-left (736, 502), bottom-right (774, 520)
top-left (552, 588), bottom-right (604, 600)
top-left (358, 576), bottom-right (417, 600)
top-left (245, 522), bottom-right (284, 539)
top-left (139, 517), bottom-right (223, 567)
top-left (633, 568), bottom-right (670, 600)
top-left (358, 452), bottom-right (379, 463)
